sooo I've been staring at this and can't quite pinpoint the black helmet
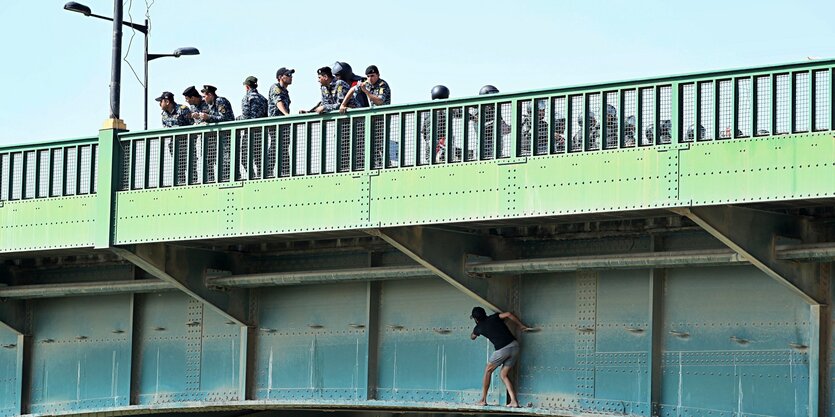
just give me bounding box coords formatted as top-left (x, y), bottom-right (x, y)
top-left (332, 61), bottom-right (353, 80)
top-left (431, 85), bottom-right (450, 100)
top-left (479, 85), bottom-right (499, 95)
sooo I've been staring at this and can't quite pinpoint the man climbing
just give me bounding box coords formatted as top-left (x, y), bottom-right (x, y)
top-left (470, 306), bottom-right (530, 408)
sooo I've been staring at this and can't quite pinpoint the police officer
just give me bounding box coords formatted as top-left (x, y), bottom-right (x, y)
top-left (183, 86), bottom-right (209, 125)
top-left (269, 67), bottom-right (294, 116)
top-left (302, 67), bottom-right (357, 114)
top-left (237, 76), bottom-right (267, 120)
top-left (356, 65), bottom-right (391, 106)
top-left (333, 61), bottom-right (369, 108)
top-left (198, 85), bottom-right (235, 123)
top-left (156, 91), bottom-right (193, 128)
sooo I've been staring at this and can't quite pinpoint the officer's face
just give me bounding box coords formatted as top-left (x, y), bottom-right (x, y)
top-left (366, 72), bottom-right (379, 83)
top-left (281, 74), bottom-right (293, 86)
top-left (318, 74), bottom-right (329, 86)
top-left (202, 93), bottom-right (215, 105)
top-left (185, 96), bottom-right (200, 106)
top-left (160, 99), bottom-right (173, 111)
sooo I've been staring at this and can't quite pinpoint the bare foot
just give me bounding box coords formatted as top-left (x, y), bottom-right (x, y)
top-left (507, 402), bottom-right (520, 408)
top-left (475, 400), bottom-right (487, 406)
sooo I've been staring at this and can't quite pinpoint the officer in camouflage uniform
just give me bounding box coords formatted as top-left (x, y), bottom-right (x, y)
top-left (268, 67), bottom-right (294, 117)
top-left (183, 86), bottom-right (210, 125)
top-left (237, 76), bottom-right (267, 120)
top-left (156, 91), bottom-right (193, 128)
top-left (352, 65), bottom-right (391, 106)
top-left (301, 67), bottom-right (358, 114)
top-left (198, 85), bottom-right (235, 123)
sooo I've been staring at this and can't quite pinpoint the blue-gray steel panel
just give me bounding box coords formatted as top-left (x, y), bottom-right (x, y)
top-left (254, 283), bottom-right (368, 401)
top-left (28, 296), bottom-right (131, 414)
top-left (377, 279), bottom-right (487, 404)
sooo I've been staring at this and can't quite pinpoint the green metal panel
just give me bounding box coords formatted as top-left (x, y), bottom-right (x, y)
top-left (114, 173), bottom-right (371, 244)
top-left (680, 133), bottom-right (835, 205)
top-left (0, 195), bottom-right (96, 252)
top-left (512, 146), bottom-right (680, 216)
top-left (369, 162), bottom-right (506, 225)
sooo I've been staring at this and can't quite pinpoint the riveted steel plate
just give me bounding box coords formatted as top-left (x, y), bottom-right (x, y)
top-left (377, 279), bottom-right (488, 403)
top-left (114, 173), bottom-right (371, 244)
top-left (369, 162), bottom-right (506, 226)
top-left (0, 195), bottom-right (96, 253)
top-left (514, 146), bottom-right (680, 216)
top-left (254, 283), bottom-right (368, 401)
top-left (680, 133), bottom-right (835, 205)
top-left (28, 295), bottom-right (131, 414)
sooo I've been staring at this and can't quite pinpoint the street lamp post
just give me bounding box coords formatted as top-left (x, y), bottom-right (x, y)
top-left (63, 2), bottom-right (199, 130)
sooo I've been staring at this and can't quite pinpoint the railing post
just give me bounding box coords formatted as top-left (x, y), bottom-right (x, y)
top-left (94, 127), bottom-right (125, 248)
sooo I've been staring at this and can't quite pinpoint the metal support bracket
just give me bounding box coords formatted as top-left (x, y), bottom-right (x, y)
top-left (671, 206), bottom-right (822, 305)
top-left (111, 243), bottom-right (248, 325)
top-left (368, 226), bottom-right (510, 312)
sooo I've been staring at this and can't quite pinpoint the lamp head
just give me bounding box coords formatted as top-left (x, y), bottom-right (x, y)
top-left (63, 2), bottom-right (92, 16)
top-left (173, 47), bottom-right (200, 58)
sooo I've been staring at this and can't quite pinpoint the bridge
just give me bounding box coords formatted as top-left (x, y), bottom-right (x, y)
top-left (0, 59), bottom-right (833, 417)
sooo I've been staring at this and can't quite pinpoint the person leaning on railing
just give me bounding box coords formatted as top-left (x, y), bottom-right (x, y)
top-left (183, 86), bottom-right (209, 125)
top-left (156, 91), bottom-right (193, 128)
top-left (199, 85), bottom-right (235, 123)
top-left (300, 67), bottom-right (358, 115)
top-left (237, 76), bottom-right (268, 120)
top-left (346, 65), bottom-right (391, 109)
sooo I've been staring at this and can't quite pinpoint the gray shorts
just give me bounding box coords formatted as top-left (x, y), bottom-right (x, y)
top-left (489, 340), bottom-right (520, 367)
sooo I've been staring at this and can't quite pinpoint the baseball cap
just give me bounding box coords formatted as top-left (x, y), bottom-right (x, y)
top-left (276, 67), bottom-right (295, 78)
top-left (154, 91), bottom-right (174, 102)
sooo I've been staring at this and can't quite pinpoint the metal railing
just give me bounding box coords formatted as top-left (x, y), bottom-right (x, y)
top-left (0, 137), bottom-right (98, 201)
top-left (1, 60), bottom-right (832, 199)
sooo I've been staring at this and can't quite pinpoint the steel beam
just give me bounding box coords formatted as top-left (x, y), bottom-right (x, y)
top-left (671, 206), bottom-right (823, 305)
top-left (468, 248), bottom-right (746, 274)
top-left (208, 265), bottom-right (434, 288)
top-left (647, 236), bottom-right (665, 417)
top-left (111, 244), bottom-right (247, 325)
top-left (369, 226), bottom-right (510, 312)
top-left (0, 279), bottom-right (175, 299)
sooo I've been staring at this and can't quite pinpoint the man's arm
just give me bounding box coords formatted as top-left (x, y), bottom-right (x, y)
top-left (498, 312), bottom-right (530, 330)
top-left (339, 86), bottom-right (358, 113)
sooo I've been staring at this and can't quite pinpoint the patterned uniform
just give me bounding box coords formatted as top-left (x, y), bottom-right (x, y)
top-left (321, 79), bottom-right (358, 112)
top-left (188, 99), bottom-right (210, 125)
top-left (268, 83), bottom-right (291, 116)
top-left (161, 103), bottom-right (193, 128)
top-left (238, 88), bottom-right (267, 120)
top-left (208, 96), bottom-right (235, 122)
top-left (365, 78), bottom-right (391, 105)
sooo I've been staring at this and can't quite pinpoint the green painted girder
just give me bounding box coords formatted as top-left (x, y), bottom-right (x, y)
top-left (113, 173), bottom-right (372, 244)
top-left (0, 195), bottom-right (97, 253)
top-left (679, 132), bottom-right (835, 205)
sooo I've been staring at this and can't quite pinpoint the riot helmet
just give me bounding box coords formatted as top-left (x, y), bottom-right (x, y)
top-left (431, 85), bottom-right (450, 100)
top-left (479, 85), bottom-right (500, 95)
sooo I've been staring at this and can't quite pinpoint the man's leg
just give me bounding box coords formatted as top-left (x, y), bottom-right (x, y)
top-left (499, 365), bottom-right (519, 407)
top-left (478, 362), bottom-right (499, 405)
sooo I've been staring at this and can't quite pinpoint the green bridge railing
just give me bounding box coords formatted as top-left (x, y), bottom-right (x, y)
top-left (0, 59), bottom-right (833, 200)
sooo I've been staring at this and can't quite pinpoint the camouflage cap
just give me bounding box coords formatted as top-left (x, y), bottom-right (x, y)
top-left (243, 76), bottom-right (258, 87)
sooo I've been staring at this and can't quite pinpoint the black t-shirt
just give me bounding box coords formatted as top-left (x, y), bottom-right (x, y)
top-left (473, 313), bottom-right (516, 350)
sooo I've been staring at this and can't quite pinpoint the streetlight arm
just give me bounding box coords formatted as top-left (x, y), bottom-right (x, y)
top-left (146, 53), bottom-right (176, 62)
top-left (87, 13), bottom-right (148, 33)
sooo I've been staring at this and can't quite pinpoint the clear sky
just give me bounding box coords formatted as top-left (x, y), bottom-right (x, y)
top-left (1, 0), bottom-right (833, 145)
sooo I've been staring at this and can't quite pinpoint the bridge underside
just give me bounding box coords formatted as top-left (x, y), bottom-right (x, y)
top-left (0, 202), bottom-right (833, 417)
